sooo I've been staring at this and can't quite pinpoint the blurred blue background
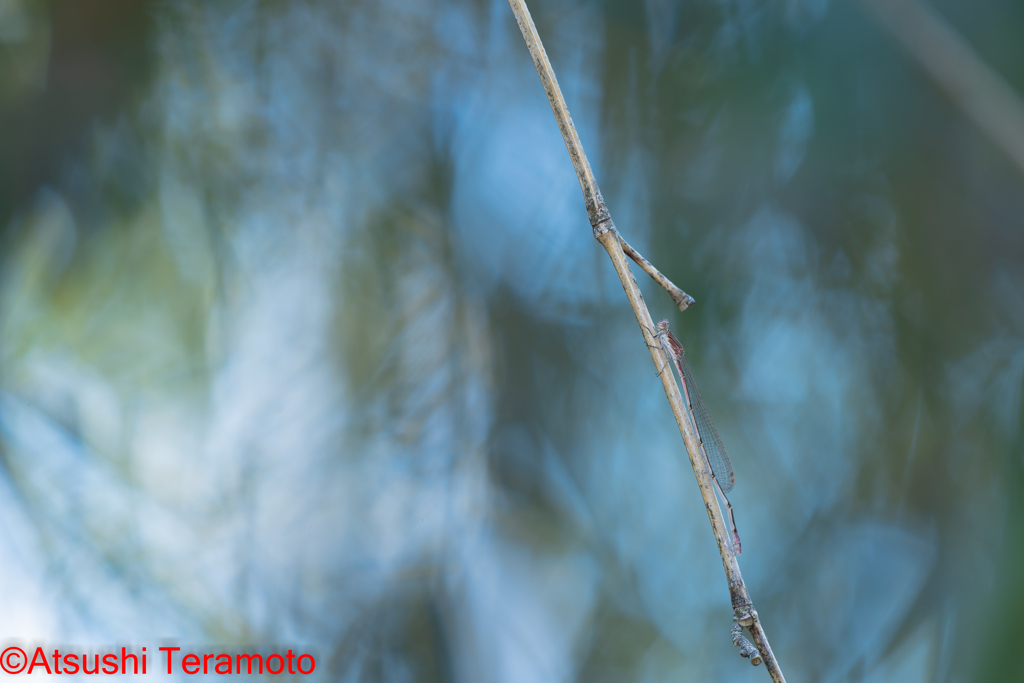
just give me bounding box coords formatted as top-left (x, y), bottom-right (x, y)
top-left (1, 0), bottom-right (1023, 681)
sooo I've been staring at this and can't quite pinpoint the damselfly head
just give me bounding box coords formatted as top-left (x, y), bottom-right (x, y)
top-left (655, 319), bottom-right (670, 332)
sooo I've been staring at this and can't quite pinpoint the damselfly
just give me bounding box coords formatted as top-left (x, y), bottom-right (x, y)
top-left (655, 319), bottom-right (742, 555)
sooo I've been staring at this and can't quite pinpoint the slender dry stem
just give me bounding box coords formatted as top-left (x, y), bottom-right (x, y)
top-left (505, 0), bottom-right (784, 680)
top-left (503, 0), bottom-right (693, 311)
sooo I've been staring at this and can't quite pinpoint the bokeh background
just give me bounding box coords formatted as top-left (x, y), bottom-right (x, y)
top-left (2, 0), bottom-right (1023, 681)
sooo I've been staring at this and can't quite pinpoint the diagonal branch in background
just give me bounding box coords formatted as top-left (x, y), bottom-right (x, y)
top-left (505, 1), bottom-right (785, 681)
top-left (858, 0), bottom-right (1024, 178)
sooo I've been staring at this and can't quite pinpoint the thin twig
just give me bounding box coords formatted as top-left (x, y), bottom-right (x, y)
top-left (505, 1), bottom-right (785, 680)
top-left (503, 0), bottom-right (693, 311)
top-left (732, 615), bottom-right (763, 664)
top-left (620, 236), bottom-right (695, 311)
top-left (858, 0), bottom-right (1024, 177)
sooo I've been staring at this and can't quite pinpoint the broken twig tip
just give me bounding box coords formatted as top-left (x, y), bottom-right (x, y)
top-left (674, 292), bottom-right (696, 312)
top-left (731, 617), bottom-right (763, 666)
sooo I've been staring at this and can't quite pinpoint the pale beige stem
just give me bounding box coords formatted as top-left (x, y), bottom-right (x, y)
top-left (505, 0), bottom-right (694, 312)
top-left (505, 0), bottom-right (784, 679)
